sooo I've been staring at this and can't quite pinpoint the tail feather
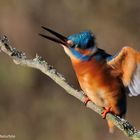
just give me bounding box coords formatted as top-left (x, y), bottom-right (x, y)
top-left (107, 120), bottom-right (115, 133)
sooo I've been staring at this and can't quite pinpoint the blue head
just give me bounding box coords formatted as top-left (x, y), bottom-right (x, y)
top-left (39, 27), bottom-right (97, 61)
top-left (66, 31), bottom-right (97, 61)
top-left (68, 31), bottom-right (95, 49)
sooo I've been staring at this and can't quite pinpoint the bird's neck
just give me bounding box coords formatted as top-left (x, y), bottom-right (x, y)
top-left (92, 48), bottom-right (112, 61)
top-left (70, 48), bottom-right (111, 63)
top-left (69, 47), bottom-right (98, 61)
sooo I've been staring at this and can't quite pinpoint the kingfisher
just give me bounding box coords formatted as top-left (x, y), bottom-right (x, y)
top-left (39, 26), bottom-right (140, 133)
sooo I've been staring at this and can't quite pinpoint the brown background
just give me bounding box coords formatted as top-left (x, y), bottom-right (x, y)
top-left (0, 0), bottom-right (140, 140)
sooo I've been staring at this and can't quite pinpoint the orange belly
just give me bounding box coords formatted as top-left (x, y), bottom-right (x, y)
top-left (72, 58), bottom-right (126, 116)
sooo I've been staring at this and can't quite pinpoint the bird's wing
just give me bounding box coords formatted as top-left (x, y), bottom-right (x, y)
top-left (107, 47), bottom-right (140, 96)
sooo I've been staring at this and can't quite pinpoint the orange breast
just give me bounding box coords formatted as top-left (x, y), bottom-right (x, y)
top-left (71, 58), bottom-right (126, 116)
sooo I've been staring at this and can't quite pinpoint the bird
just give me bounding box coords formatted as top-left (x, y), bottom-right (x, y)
top-left (39, 26), bottom-right (140, 133)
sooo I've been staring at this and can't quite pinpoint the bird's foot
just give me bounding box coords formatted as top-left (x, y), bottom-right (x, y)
top-left (83, 96), bottom-right (91, 106)
top-left (102, 107), bottom-right (112, 119)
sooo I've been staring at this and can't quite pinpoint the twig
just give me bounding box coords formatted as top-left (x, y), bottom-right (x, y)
top-left (0, 36), bottom-right (140, 140)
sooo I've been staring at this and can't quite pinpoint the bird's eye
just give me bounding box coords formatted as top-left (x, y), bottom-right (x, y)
top-left (71, 44), bottom-right (78, 48)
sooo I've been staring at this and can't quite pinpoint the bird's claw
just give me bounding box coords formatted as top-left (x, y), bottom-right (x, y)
top-left (102, 107), bottom-right (112, 119)
top-left (83, 96), bottom-right (91, 106)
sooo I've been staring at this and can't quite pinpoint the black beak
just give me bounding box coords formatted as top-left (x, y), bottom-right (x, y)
top-left (39, 26), bottom-right (68, 46)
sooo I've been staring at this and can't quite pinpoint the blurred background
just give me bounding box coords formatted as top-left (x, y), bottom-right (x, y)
top-left (0, 0), bottom-right (140, 140)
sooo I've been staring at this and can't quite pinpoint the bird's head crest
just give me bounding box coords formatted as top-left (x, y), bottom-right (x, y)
top-left (68, 31), bottom-right (96, 49)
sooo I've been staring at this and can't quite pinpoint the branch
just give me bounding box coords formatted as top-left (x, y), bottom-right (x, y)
top-left (0, 36), bottom-right (140, 140)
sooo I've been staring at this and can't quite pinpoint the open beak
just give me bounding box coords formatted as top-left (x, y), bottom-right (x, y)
top-left (39, 26), bottom-right (68, 46)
